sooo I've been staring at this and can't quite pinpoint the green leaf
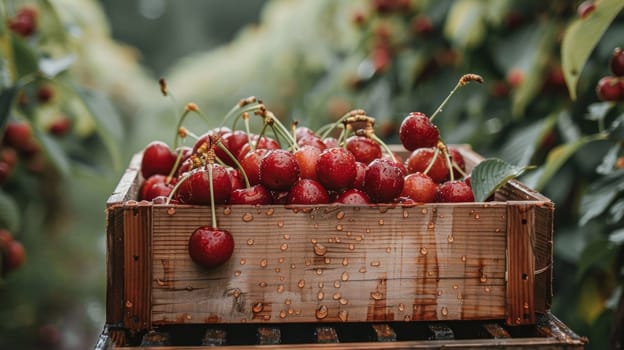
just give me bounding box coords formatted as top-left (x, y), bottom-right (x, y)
top-left (608, 115), bottom-right (624, 141)
top-left (561, 0), bottom-right (624, 100)
top-left (470, 158), bottom-right (530, 202)
top-left (576, 239), bottom-right (617, 281)
top-left (585, 102), bottom-right (614, 122)
top-left (32, 125), bottom-right (71, 177)
top-left (535, 135), bottom-right (604, 191)
top-left (443, 0), bottom-right (486, 50)
top-left (0, 86), bottom-right (17, 130)
top-left (499, 112), bottom-right (558, 167)
top-left (0, 190), bottom-right (20, 232)
top-left (596, 143), bottom-right (620, 175)
top-left (73, 86), bottom-right (124, 170)
top-left (579, 169), bottom-right (624, 225)
top-left (10, 36), bottom-right (38, 79)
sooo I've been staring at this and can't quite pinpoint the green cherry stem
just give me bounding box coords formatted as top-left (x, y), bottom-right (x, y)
top-left (207, 161), bottom-right (218, 230)
top-left (217, 143), bottom-right (251, 188)
top-left (429, 74), bottom-right (484, 122)
top-left (423, 147), bottom-right (440, 176)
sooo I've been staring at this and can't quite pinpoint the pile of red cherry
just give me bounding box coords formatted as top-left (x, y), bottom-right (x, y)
top-left (138, 75), bottom-right (482, 269)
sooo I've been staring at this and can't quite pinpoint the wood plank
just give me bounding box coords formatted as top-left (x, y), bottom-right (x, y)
top-left (506, 203), bottom-right (535, 325)
top-left (140, 330), bottom-right (171, 346)
top-left (150, 204), bottom-right (508, 324)
top-left (106, 207), bottom-right (125, 324)
top-left (482, 323), bottom-right (511, 339)
top-left (123, 204), bottom-right (152, 330)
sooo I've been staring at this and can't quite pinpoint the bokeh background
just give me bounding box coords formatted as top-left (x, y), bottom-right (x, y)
top-left (1, 0), bottom-right (623, 349)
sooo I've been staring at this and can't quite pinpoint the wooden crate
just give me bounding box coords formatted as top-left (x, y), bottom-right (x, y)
top-left (94, 312), bottom-right (586, 349)
top-left (105, 146), bottom-right (554, 334)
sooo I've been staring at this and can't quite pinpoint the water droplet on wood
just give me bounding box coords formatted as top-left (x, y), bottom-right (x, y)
top-left (325, 257), bottom-right (331, 264)
top-left (240, 258), bottom-right (247, 265)
top-left (474, 213), bottom-right (480, 220)
top-left (341, 271), bottom-right (349, 281)
top-left (277, 284), bottom-right (285, 293)
top-left (336, 211), bottom-right (345, 220)
top-left (348, 244), bottom-right (355, 250)
top-left (378, 219), bottom-right (384, 225)
top-left (280, 243), bottom-right (288, 251)
top-left (279, 310), bottom-right (287, 318)
top-left (336, 224), bottom-right (343, 231)
top-left (317, 291), bottom-right (324, 300)
top-left (278, 257), bottom-right (285, 263)
top-left (247, 239), bottom-right (254, 245)
top-left (316, 268), bottom-right (323, 275)
top-left (359, 266), bottom-right (367, 273)
top-left (252, 302), bottom-right (264, 313)
top-left (167, 207), bottom-right (176, 216)
top-left (234, 271), bottom-right (241, 277)
top-left (460, 256), bottom-right (466, 262)
top-left (480, 274), bottom-right (488, 283)
top-left (265, 208), bottom-right (274, 216)
top-left (403, 210), bottom-right (409, 218)
top-left (314, 243), bottom-right (327, 256)
top-left (421, 208), bottom-right (428, 215)
top-left (333, 292), bottom-right (341, 300)
top-left (338, 310), bottom-right (348, 322)
top-left (334, 280), bottom-right (341, 288)
top-left (223, 207), bottom-right (232, 215)
top-left (283, 234), bottom-right (290, 240)
top-left (298, 280), bottom-right (305, 288)
top-left (385, 247), bottom-right (392, 253)
top-left (260, 258), bottom-right (268, 268)
top-left (370, 260), bottom-right (380, 267)
top-left (447, 235), bottom-right (454, 243)
top-left (370, 291), bottom-right (383, 300)
top-left (342, 257), bottom-right (349, 266)
top-left (427, 222), bottom-right (435, 229)
top-left (315, 305), bottom-right (328, 319)
top-left (398, 303), bottom-right (405, 312)
top-left (277, 221), bottom-right (284, 228)
top-left (242, 213), bottom-right (254, 222)
top-left (305, 258), bottom-right (312, 266)
top-left (441, 306), bottom-right (448, 316)
top-left (259, 281), bottom-right (267, 287)
top-left (420, 247), bottom-right (428, 255)
top-left (311, 238), bottom-right (318, 244)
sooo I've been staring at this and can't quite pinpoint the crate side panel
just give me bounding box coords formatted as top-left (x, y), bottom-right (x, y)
top-left (106, 206), bottom-right (126, 324)
top-left (123, 205), bottom-right (152, 330)
top-left (533, 204), bottom-right (554, 312)
top-left (506, 203), bottom-right (536, 326)
top-left (150, 204), bottom-right (507, 324)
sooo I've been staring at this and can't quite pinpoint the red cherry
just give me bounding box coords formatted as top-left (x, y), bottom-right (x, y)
top-left (294, 145), bottom-right (321, 180)
top-left (230, 184), bottom-right (272, 205)
top-left (435, 180), bottom-right (474, 203)
top-left (334, 189), bottom-right (371, 205)
top-left (353, 161), bottom-right (367, 190)
top-left (176, 165), bottom-right (231, 205)
top-left (216, 130), bottom-right (249, 166)
top-left (259, 149), bottom-right (300, 191)
top-left (405, 148), bottom-right (449, 183)
top-left (2, 240), bottom-right (25, 274)
top-left (188, 227), bottom-right (234, 269)
top-left (8, 6), bottom-right (37, 37)
top-left (141, 174), bottom-right (170, 201)
top-left (297, 134), bottom-right (327, 150)
top-left (294, 126), bottom-right (316, 140)
top-left (226, 167), bottom-right (245, 191)
top-left (610, 48), bottom-right (624, 77)
top-left (316, 147), bottom-right (357, 191)
top-left (364, 158), bottom-right (405, 203)
top-left (322, 137), bottom-right (339, 149)
top-left (140, 141), bottom-right (177, 179)
top-left (577, 1), bottom-right (596, 19)
top-left (48, 116), bottom-right (72, 136)
top-left (399, 112), bottom-right (439, 151)
top-left (286, 179), bottom-right (330, 205)
top-left (240, 148), bottom-right (270, 186)
top-left (37, 85), bottom-right (54, 103)
top-left (596, 76), bottom-right (623, 101)
top-left (3, 120), bottom-right (38, 154)
top-left (401, 172), bottom-right (437, 203)
top-left (346, 136), bottom-right (382, 164)
top-left (449, 147), bottom-right (466, 178)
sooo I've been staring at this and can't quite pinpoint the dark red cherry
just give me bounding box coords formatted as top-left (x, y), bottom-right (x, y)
top-left (176, 164), bottom-right (231, 205)
top-left (230, 184), bottom-right (272, 205)
top-left (286, 179), bottom-right (330, 205)
top-left (141, 141), bottom-right (177, 179)
top-left (316, 147), bottom-right (357, 191)
top-left (610, 47), bottom-right (624, 77)
top-left (346, 136), bottom-right (382, 164)
top-left (188, 227), bottom-right (234, 269)
top-left (399, 112), bottom-right (439, 151)
top-left (596, 76), bottom-right (623, 101)
top-left (435, 180), bottom-right (474, 203)
top-left (259, 149), bottom-right (300, 191)
top-left (401, 172), bottom-right (437, 203)
top-left (294, 145), bottom-right (321, 180)
top-left (364, 158), bottom-right (405, 203)
top-left (405, 148), bottom-right (449, 183)
top-left (334, 189), bottom-right (371, 205)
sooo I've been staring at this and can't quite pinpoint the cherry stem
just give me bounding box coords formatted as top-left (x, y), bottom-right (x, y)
top-left (422, 147), bottom-right (440, 175)
top-left (429, 74), bottom-right (484, 122)
top-left (207, 162), bottom-right (218, 230)
top-left (369, 133), bottom-right (397, 163)
top-left (216, 143), bottom-right (251, 188)
top-left (166, 170), bottom-right (192, 204)
top-left (318, 109), bottom-right (367, 140)
top-left (220, 97), bottom-right (260, 128)
top-left (264, 110), bottom-right (297, 150)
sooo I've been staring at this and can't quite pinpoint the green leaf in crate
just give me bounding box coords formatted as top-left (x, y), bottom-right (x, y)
top-left (470, 158), bottom-right (530, 202)
top-left (561, 0), bottom-right (624, 100)
top-left (0, 190), bottom-right (20, 232)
